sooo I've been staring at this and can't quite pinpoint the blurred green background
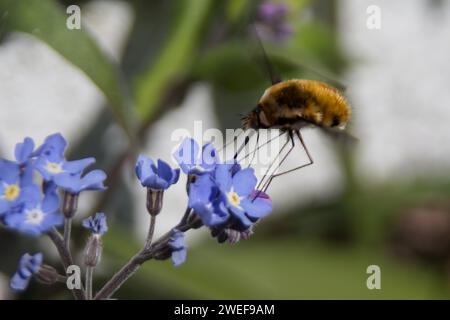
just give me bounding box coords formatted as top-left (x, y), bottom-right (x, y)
top-left (1, 0), bottom-right (450, 299)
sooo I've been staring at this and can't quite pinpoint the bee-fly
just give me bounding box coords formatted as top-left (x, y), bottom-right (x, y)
top-left (237, 25), bottom-right (354, 194)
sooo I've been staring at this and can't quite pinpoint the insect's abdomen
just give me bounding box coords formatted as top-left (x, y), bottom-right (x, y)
top-left (262, 79), bottom-right (351, 128)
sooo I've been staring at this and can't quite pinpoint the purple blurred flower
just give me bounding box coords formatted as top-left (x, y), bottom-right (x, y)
top-left (255, 2), bottom-right (292, 42)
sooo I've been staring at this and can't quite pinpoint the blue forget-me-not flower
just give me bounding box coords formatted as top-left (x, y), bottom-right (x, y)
top-left (173, 137), bottom-right (218, 176)
top-left (83, 212), bottom-right (108, 236)
top-left (10, 252), bottom-right (43, 291)
top-left (135, 155), bottom-right (180, 190)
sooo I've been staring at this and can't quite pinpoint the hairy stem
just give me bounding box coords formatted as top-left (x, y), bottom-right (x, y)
top-left (144, 215), bottom-right (156, 250)
top-left (47, 228), bottom-right (85, 300)
top-left (63, 218), bottom-right (72, 251)
top-left (86, 266), bottom-right (94, 300)
top-left (94, 219), bottom-right (198, 300)
top-left (178, 207), bottom-right (192, 228)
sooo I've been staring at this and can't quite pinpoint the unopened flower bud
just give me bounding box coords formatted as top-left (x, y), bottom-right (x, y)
top-left (187, 213), bottom-right (203, 229)
top-left (84, 234), bottom-right (103, 267)
top-left (153, 246), bottom-right (171, 261)
top-left (146, 189), bottom-right (164, 216)
top-left (62, 192), bottom-right (78, 218)
top-left (210, 227), bottom-right (253, 244)
top-left (35, 264), bottom-right (59, 285)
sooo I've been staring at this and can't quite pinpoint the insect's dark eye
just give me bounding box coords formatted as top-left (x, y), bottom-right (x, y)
top-left (331, 116), bottom-right (340, 127)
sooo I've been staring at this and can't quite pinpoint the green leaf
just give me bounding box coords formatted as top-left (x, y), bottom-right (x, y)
top-left (0, 0), bottom-right (136, 139)
top-left (134, 0), bottom-right (212, 121)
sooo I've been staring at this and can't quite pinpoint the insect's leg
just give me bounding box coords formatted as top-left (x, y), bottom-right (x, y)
top-left (260, 130), bottom-right (314, 193)
top-left (233, 130), bottom-right (254, 160)
top-left (255, 130), bottom-right (294, 191)
top-left (259, 131), bottom-right (296, 192)
top-left (237, 130), bottom-right (284, 163)
top-left (247, 130), bottom-right (260, 168)
top-left (218, 130), bottom-right (244, 153)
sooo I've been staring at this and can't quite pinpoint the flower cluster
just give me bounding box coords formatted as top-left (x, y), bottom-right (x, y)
top-left (1, 134), bottom-right (107, 293)
top-left (173, 138), bottom-right (272, 235)
top-left (0, 133), bottom-right (106, 236)
top-left (133, 137), bottom-right (273, 266)
top-left (5, 134), bottom-right (274, 298)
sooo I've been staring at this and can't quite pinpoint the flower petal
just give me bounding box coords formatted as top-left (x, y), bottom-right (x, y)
top-left (63, 158), bottom-right (95, 174)
top-left (240, 196), bottom-right (272, 220)
top-left (42, 189), bottom-right (60, 214)
top-left (170, 168), bottom-right (180, 185)
top-left (53, 173), bottom-right (81, 193)
top-left (34, 133), bottom-right (66, 158)
top-left (193, 201), bottom-right (229, 226)
top-left (173, 138), bottom-right (200, 174)
top-left (135, 155), bottom-right (155, 184)
top-left (0, 159), bottom-right (20, 183)
top-left (157, 159), bottom-right (174, 184)
top-left (214, 164), bottom-right (233, 191)
top-left (14, 137), bottom-right (34, 164)
top-left (228, 204), bottom-right (253, 230)
top-left (232, 168), bottom-right (257, 196)
top-left (188, 175), bottom-right (213, 207)
top-left (10, 273), bottom-right (31, 291)
top-left (80, 170), bottom-right (107, 190)
top-left (171, 249), bottom-right (187, 267)
top-left (201, 143), bottom-right (218, 171)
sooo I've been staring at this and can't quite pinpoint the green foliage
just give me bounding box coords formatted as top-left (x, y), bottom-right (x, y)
top-left (134, 0), bottom-right (212, 121)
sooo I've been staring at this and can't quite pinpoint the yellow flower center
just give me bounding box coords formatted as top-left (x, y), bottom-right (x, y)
top-left (4, 184), bottom-right (20, 201)
top-left (227, 191), bottom-right (241, 207)
top-left (25, 208), bottom-right (45, 225)
top-left (46, 162), bottom-right (63, 174)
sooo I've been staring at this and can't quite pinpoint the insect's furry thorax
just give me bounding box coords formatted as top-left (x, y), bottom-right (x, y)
top-left (242, 79), bottom-right (351, 131)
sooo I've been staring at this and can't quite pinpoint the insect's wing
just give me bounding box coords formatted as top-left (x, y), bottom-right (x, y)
top-left (318, 126), bottom-right (359, 146)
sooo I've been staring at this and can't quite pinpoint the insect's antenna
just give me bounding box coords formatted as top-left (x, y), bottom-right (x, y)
top-left (218, 130), bottom-right (244, 154)
top-left (252, 23), bottom-right (281, 85)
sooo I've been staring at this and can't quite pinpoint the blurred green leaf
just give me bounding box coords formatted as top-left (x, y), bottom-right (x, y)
top-left (135, 0), bottom-right (212, 121)
top-left (194, 42), bottom-right (269, 92)
top-left (0, 0), bottom-right (136, 139)
top-left (104, 228), bottom-right (449, 299)
top-left (226, 0), bottom-right (252, 23)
